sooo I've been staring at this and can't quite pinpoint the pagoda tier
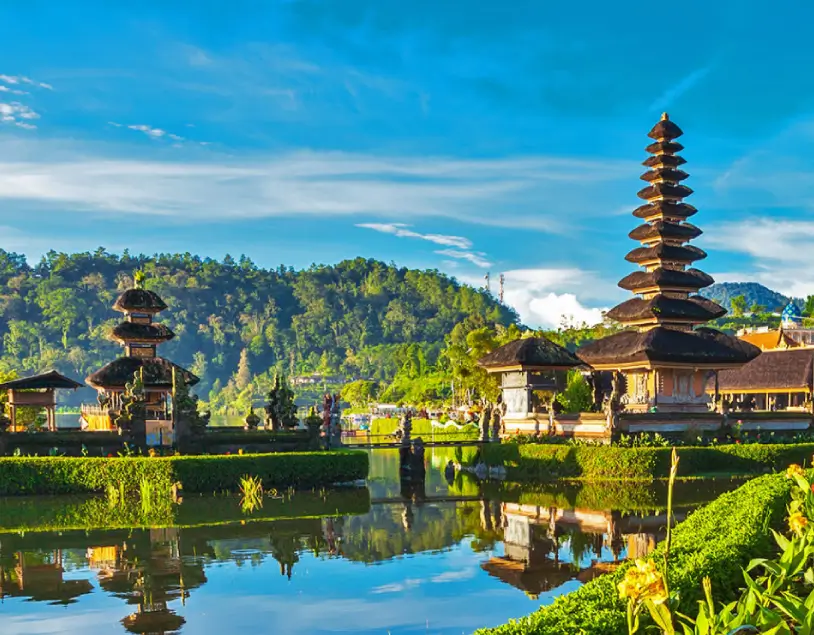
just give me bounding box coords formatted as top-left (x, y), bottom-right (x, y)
top-left (578, 114), bottom-right (759, 413)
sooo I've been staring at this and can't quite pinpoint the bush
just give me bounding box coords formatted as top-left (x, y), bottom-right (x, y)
top-left (0, 450), bottom-right (369, 496)
top-left (476, 472), bottom-right (792, 635)
top-left (477, 442), bottom-right (814, 480)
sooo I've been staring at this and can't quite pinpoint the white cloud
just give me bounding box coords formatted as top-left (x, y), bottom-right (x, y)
top-left (649, 65), bottom-right (714, 112)
top-left (0, 74), bottom-right (52, 90)
top-left (0, 142), bottom-right (633, 228)
top-left (0, 102), bottom-right (40, 129)
top-left (128, 124), bottom-right (167, 138)
top-left (0, 85), bottom-right (28, 95)
top-left (357, 222), bottom-right (472, 248)
top-left (435, 248), bottom-right (492, 268)
top-left (469, 267), bottom-right (614, 328)
top-left (109, 122), bottom-right (198, 145)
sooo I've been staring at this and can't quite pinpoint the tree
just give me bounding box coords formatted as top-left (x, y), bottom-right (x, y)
top-left (749, 303), bottom-right (766, 315)
top-left (730, 294), bottom-right (747, 318)
top-left (555, 371), bottom-right (593, 414)
top-left (235, 348), bottom-right (252, 390)
top-left (341, 380), bottom-right (377, 409)
top-left (804, 295), bottom-right (814, 317)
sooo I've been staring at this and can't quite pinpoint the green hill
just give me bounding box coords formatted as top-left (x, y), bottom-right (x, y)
top-left (0, 249), bottom-right (517, 403)
top-left (700, 282), bottom-right (795, 313)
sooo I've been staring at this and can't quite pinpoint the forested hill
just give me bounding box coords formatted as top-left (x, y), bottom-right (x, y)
top-left (0, 249), bottom-right (518, 398)
top-left (700, 282), bottom-right (794, 313)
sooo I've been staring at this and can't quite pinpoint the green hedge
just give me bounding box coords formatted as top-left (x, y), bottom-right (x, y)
top-left (476, 472), bottom-right (792, 635)
top-left (368, 417), bottom-right (479, 442)
top-left (478, 442), bottom-right (814, 480)
top-left (0, 450), bottom-right (369, 496)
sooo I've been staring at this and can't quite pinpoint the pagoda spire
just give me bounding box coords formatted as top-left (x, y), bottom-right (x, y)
top-left (605, 113), bottom-right (725, 330)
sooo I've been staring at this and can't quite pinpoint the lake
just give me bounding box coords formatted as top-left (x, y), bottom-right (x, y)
top-left (0, 448), bottom-right (743, 634)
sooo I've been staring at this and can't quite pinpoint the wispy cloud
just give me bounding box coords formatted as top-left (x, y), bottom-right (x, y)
top-left (356, 222), bottom-right (472, 248)
top-left (0, 74), bottom-right (52, 90)
top-left (0, 141), bottom-right (633, 229)
top-left (108, 122), bottom-right (210, 146)
top-left (0, 102), bottom-right (40, 129)
top-left (0, 85), bottom-right (28, 96)
top-left (649, 65), bottom-right (714, 113)
top-left (435, 248), bottom-right (492, 268)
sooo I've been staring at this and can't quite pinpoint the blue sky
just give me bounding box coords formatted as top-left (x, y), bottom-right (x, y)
top-left (2, 1), bottom-right (814, 326)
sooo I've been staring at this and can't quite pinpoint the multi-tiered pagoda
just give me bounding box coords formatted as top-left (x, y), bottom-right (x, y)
top-left (578, 114), bottom-right (760, 412)
top-left (86, 273), bottom-right (198, 422)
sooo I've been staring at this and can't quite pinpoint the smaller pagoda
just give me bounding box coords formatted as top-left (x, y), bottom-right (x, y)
top-left (85, 272), bottom-right (197, 430)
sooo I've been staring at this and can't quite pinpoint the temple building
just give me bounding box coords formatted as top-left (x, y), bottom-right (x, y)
top-left (477, 337), bottom-right (584, 432)
top-left (577, 114), bottom-right (760, 413)
top-left (83, 273), bottom-right (198, 437)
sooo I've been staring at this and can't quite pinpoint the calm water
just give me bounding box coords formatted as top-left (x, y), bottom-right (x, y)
top-left (0, 449), bottom-right (743, 635)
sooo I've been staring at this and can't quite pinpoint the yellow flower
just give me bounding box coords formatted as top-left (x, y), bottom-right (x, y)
top-left (789, 511), bottom-right (808, 535)
top-left (148, 448), bottom-right (156, 458)
top-left (617, 559), bottom-right (668, 605)
top-left (238, 448), bottom-right (244, 455)
top-left (787, 464), bottom-right (805, 480)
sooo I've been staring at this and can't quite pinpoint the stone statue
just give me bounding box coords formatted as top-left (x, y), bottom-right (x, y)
top-left (491, 398), bottom-right (504, 441)
top-left (480, 404), bottom-right (491, 442)
top-left (590, 372), bottom-right (603, 412)
top-left (399, 411), bottom-right (412, 447)
top-left (605, 371), bottom-right (623, 430)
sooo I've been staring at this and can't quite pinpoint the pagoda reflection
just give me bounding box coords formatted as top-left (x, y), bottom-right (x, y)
top-left (0, 548), bottom-right (93, 605)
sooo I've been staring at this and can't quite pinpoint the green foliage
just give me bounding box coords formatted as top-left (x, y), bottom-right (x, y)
top-left (730, 294), bottom-right (748, 318)
top-left (476, 473), bottom-right (792, 635)
top-left (366, 417), bottom-right (479, 443)
top-left (0, 450), bottom-right (369, 495)
top-left (477, 443), bottom-right (814, 480)
top-left (804, 295), bottom-right (814, 318)
top-left (340, 379), bottom-right (378, 408)
top-left (555, 370), bottom-right (593, 413)
top-left (0, 250), bottom-right (516, 403)
top-left (702, 282), bottom-right (791, 315)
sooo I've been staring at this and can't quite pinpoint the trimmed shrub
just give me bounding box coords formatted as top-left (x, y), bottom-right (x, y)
top-left (476, 472), bottom-right (792, 635)
top-left (0, 450), bottom-right (369, 496)
top-left (479, 442), bottom-right (814, 480)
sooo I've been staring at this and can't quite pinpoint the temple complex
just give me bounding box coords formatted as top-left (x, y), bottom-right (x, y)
top-left (83, 272), bottom-right (198, 438)
top-left (577, 114), bottom-right (760, 413)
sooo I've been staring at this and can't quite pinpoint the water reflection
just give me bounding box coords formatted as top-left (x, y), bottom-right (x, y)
top-left (0, 448), bottom-right (745, 635)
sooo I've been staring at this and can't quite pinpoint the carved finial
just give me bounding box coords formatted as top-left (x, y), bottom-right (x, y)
top-left (660, 112), bottom-right (669, 121)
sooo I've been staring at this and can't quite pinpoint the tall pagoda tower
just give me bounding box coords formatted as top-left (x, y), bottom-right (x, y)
top-left (578, 114), bottom-right (760, 413)
top-left (86, 272), bottom-right (198, 421)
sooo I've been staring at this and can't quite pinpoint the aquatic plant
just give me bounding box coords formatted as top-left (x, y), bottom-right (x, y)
top-left (239, 474), bottom-right (264, 514)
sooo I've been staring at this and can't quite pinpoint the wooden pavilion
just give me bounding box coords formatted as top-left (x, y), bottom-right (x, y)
top-left (577, 114), bottom-right (760, 413)
top-left (478, 336), bottom-right (583, 433)
top-left (83, 274), bottom-right (197, 440)
top-left (712, 348), bottom-right (814, 413)
top-left (0, 370), bottom-right (83, 431)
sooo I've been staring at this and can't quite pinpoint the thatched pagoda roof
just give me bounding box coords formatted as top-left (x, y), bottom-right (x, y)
top-left (716, 348), bottom-right (814, 392)
top-left (625, 243), bottom-right (707, 265)
top-left (0, 370), bottom-right (84, 390)
top-left (478, 337), bottom-right (582, 370)
top-left (617, 268), bottom-right (714, 292)
top-left (86, 357), bottom-right (198, 389)
top-left (643, 154), bottom-right (686, 168)
top-left (637, 182), bottom-right (693, 201)
top-left (113, 288), bottom-right (168, 314)
top-left (628, 221), bottom-right (701, 242)
top-left (640, 168), bottom-right (690, 183)
top-left (632, 201), bottom-right (697, 220)
top-left (605, 296), bottom-right (726, 324)
top-left (577, 327), bottom-right (761, 368)
top-left (122, 609), bottom-right (186, 634)
top-left (647, 114), bottom-right (684, 141)
top-left (111, 322), bottom-right (175, 343)
top-left (645, 140), bottom-right (684, 155)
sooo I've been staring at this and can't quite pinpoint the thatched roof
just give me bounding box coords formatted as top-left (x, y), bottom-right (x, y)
top-left (645, 140), bottom-right (684, 155)
top-left (0, 370), bottom-right (84, 390)
top-left (625, 243), bottom-right (707, 265)
top-left (640, 168), bottom-right (689, 184)
top-left (86, 356), bottom-right (198, 389)
top-left (478, 337), bottom-right (582, 370)
top-left (606, 296), bottom-right (726, 324)
top-left (716, 349), bottom-right (814, 392)
top-left (647, 114), bottom-right (684, 141)
top-left (113, 288), bottom-right (167, 314)
top-left (617, 268), bottom-right (714, 292)
top-left (628, 221), bottom-right (701, 242)
top-left (643, 154), bottom-right (686, 168)
top-left (122, 609), bottom-right (186, 634)
top-left (577, 327), bottom-right (761, 368)
top-left (111, 321), bottom-right (175, 343)
top-left (633, 201), bottom-right (697, 220)
top-left (637, 182), bottom-right (693, 201)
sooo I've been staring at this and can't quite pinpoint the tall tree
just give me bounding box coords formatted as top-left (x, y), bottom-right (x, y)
top-left (235, 348), bottom-right (252, 390)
